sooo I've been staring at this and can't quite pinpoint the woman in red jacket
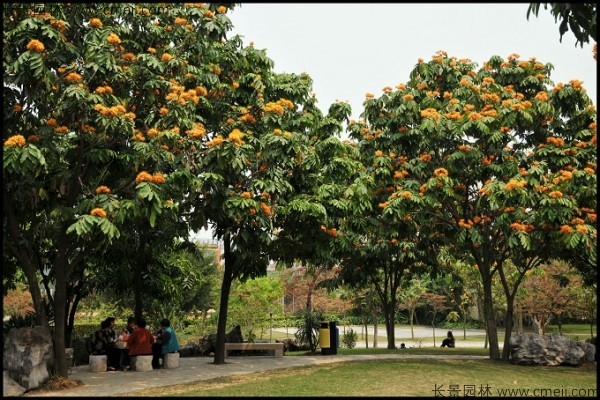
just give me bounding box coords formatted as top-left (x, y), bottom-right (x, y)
top-left (127, 318), bottom-right (155, 358)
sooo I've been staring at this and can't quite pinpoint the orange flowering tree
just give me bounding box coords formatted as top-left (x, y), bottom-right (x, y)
top-left (4, 2), bottom-right (307, 374)
top-left (351, 50), bottom-right (596, 360)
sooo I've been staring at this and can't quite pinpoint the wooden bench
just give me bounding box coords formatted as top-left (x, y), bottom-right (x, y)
top-left (224, 342), bottom-right (284, 357)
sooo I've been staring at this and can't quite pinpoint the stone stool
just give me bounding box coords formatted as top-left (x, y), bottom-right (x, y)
top-left (89, 355), bottom-right (107, 372)
top-left (132, 355), bottom-right (153, 372)
top-left (163, 352), bottom-right (180, 369)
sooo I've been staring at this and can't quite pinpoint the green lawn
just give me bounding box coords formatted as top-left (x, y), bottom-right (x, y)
top-left (123, 358), bottom-right (597, 397)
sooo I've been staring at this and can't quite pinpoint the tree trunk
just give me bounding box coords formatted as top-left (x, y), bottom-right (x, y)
top-left (481, 271), bottom-right (500, 359)
top-left (410, 309), bottom-right (415, 339)
top-left (373, 315), bottom-right (378, 348)
top-left (53, 235), bottom-right (69, 378)
top-left (502, 300), bottom-right (514, 360)
top-left (214, 233), bottom-right (233, 365)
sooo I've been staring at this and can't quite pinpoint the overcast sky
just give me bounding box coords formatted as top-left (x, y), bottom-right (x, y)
top-left (228, 3), bottom-right (597, 121)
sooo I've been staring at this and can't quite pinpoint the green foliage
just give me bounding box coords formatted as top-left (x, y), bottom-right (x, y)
top-left (294, 309), bottom-right (324, 353)
top-left (341, 328), bottom-right (358, 349)
top-left (227, 276), bottom-right (284, 341)
top-left (527, 3), bottom-right (597, 47)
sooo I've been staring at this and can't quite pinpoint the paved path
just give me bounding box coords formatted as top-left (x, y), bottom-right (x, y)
top-left (25, 353), bottom-right (488, 397)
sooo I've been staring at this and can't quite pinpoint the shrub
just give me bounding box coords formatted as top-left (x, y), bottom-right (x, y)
top-left (341, 328), bottom-right (358, 349)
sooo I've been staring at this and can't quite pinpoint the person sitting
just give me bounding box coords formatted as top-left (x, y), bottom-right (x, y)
top-left (152, 318), bottom-right (180, 369)
top-left (117, 317), bottom-right (136, 370)
top-left (441, 330), bottom-right (455, 348)
top-left (126, 318), bottom-right (155, 368)
top-left (91, 319), bottom-right (121, 371)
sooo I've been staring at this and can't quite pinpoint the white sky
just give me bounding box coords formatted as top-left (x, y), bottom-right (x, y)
top-left (228, 3), bottom-right (597, 121)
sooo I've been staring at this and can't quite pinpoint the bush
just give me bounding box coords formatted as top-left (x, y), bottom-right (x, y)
top-left (341, 328), bottom-right (358, 349)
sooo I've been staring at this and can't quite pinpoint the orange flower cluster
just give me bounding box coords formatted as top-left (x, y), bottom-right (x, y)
top-left (240, 192), bottom-right (252, 199)
top-left (228, 129), bottom-right (244, 145)
top-left (27, 135), bottom-right (41, 143)
top-left (206, 135), bottom-right (224, 147)
top-left (468, 112), bottom-right (483, 121)
top-left (185, 123), bottom-right (206, 139)
top-left (4, 135), bottom-right (26, 147)
top-left (399, 191), bottom-right (412, 199)
top-left (394, 170), bottom-right (409, 179)
top-left (93, 104), bottom-right (135, 119)
top-left (65, 72), bottom-right (83, 83)
top-left (420, 154), bottom-right (432, 162)
top-left (510, 223), bottom-right (535, 232)
top-left (546, 137), bottom-right (565, 147)
top-left (534, 91), bottom-right (548, 102)
top-left (559, 225), bottom-right (573, 234)
top-left (123, 53), bottom-right (136, 62)
top-left (217, 5), bottom-right (228, 13)
top-left (403, 94), bottom-right (414, 101)
top-left (420, 108), bottom-right (440, 120)
top-left (152, 173), bottom-right (165, 184)
top-left (239, 112), bottom-right (256, 124)
top-left (264, 102), bottom-right (285, 115)
top-left (504, 179), bottom-right (526, 191)
top-left (204, 10), bottom-right (215, 19)
top-left (458, 219), bottom-right (473, 229)
top-left (94, 86), bottom-right (113, 95)
top-left (89, 18), bottom-right (103, 28)
top-left (434, 168), bottom-right (448, 177)
top-left (378, 202), bottom-right (390, 209)
top-left (548, 191), bottom-right (563, 199)
top-left (106, 33), bottom-right (121, 45)
top-left (165, 84), bottom-right (199, 106)
top-left (161, 53), bottom-right (173, 62)
top-left (445, 111), bottom-right (461, 120)
top-left (55, 126), bottom-right (69, 134)
top-left (260, 203), bottom-right (273, 216)
top-left (569, 80), bottom-right (583, 90)
top-left (135, 171), bottom-right (153, 183)
top-left (480, 93), bottom-right (500, 103)
top-left (174, 17), bottom-right (188, 25)
top-left (91, 208), bottom-right (107, 218)
top-left (26, 39), bottom-right (45, 52)
top-left (95, 186), bottom-right (111, 194)
top-left (575, 225), bottom-right (589, 234)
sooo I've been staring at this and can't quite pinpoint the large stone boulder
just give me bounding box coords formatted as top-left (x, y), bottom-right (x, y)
top-left (3, 326), bottom-right (53, 390)
top-left (199, 325), bottom-right (244, 356)
top-left (510, 333), bottom-right (596, 366)
top-left (3, 372), bottom-right (26, 397)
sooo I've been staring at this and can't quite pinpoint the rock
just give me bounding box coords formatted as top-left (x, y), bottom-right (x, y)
top-left (3, 371), bottom-right (26, 397)
top-left (3, 326), bottom-right (53, 390)
top-left (199, 325), bottom-right (244, 356)
top-left (179, 344), bottom-right (201, 358)
top-left (510, 333), bottom-right (595, 366)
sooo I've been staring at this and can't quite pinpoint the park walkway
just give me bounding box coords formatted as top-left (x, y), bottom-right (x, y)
top-left (25, 353), bottom-right (488, 397)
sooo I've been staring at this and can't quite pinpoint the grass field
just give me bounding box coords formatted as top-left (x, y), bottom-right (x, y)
top-left (124, 357), bottom-right (597, 397)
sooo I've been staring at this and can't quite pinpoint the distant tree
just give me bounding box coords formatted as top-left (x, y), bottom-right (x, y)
top-left (422, 292), bottom-right (449, 347)
top-left (518, 261), bottom-right (583, 335)
top-left (398, 276), bottom-right (429, 339)
top-left (527, 3), bottom-right (597, 48)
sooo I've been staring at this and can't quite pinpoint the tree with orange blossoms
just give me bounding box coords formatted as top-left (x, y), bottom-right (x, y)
top-left (4, 2), bottom-right (319, 374)
top-left (351, 50), bottom-right (596, 360)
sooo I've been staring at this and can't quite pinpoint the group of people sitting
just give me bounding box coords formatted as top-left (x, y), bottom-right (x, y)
top-left (90, 316), bottom-right (179, 371)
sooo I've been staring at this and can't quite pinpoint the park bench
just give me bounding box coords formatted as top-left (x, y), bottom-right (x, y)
top-left (224, 342), bottom-right (284, 357)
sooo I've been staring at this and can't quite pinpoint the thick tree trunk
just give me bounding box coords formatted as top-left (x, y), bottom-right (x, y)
top-left (502, 300), bottom-right (514, 360)
top-left (53, 235), bottom-right (70, 378)
top-left (214, 233), bottom-right (233, 365)
top-left (481, 271), bottom-right (500, 360)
